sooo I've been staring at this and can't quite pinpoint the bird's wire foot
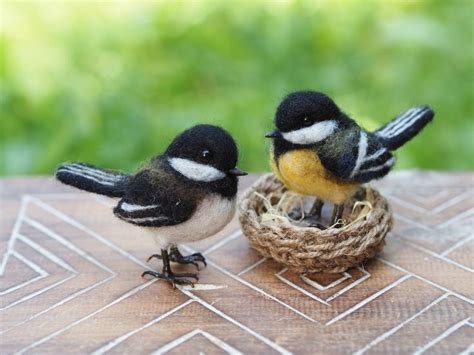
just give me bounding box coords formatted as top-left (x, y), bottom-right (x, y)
top-left (171, 252), bottom-right (207, 270)
top-left (147, 254), bottom-right (161, 262)
top-left (141, 270), bottom-right (198, 288)
top-left (288, 207), bottom-right (326, 229)
top-left (147, 248), bottom-right (207, 270)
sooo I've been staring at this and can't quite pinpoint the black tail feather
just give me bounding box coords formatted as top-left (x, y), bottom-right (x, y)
top-left (375, 106), bottom-right (434, 150)
top-left (55, 163), bottom-right (130, 197)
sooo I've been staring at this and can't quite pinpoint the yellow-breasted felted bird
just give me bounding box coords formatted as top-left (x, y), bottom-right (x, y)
top-left (266, 91), bottom-right (434, 228)
top-left (56, 125), bottom-right (246, 287)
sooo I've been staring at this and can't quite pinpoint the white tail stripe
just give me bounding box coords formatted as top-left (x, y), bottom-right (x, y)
top-left (169, 158), bottom-right (226, 182)
top-left (350, 131), bottom-right (368, 178)
top-left (56, 169), bottom-right (116, 186)
top-left (358, 157), bottom-right (396, 175)
top-left (377, 107), bottom-right (420, 134)
top-left (119, 202), bottom-right (160, 212)
top-left (377, 107), bottom-right (428, 138)
top-left (380, 109), bottom-right (424, 137)
top-left (66, 164), bottom-right (123, 181)
top-left (59, 166), bottom-right (121, 182)
top-left (281, 120), bottom-right (338, 145)
top-left (384, 109), bottom-right (429, 138)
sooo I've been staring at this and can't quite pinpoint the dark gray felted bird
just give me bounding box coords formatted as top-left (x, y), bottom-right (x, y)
top-left (56, 124), bottom-right (246, 287)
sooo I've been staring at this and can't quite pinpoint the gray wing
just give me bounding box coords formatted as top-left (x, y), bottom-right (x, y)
top-left (113, 170), bottom-right (196, 227)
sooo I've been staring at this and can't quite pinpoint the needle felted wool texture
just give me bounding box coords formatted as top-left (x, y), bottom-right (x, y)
top-left (56, 124), bottom-right (240, 233)
top-left (55, 163), bottom-right (130, 197)
top-left (55, 124), bottom-right (246, 286)
top-left (269, 91), bottom-right (435, 205)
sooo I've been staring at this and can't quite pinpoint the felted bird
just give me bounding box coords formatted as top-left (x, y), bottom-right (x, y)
top-left (55, 124), bottom-right (247, 287)
top-left (266, 91), bottom-right (434, 228)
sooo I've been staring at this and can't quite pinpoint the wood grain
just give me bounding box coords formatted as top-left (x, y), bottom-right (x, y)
top-left (0, 171), bottom-right (473, 354)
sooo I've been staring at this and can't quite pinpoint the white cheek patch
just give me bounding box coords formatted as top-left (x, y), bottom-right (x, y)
top-left (282, 120), bottom-right (338, 145)
top-left (168, 157), bottom-right (226, 182)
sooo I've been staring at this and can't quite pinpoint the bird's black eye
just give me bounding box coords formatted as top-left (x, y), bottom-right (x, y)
top-left (201, 149), bottom-right (212, 160)
top-left (302, 116), bottom-right (313, 126)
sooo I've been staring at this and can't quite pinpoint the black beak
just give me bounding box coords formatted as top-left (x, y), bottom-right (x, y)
top-left (228, 167), bottom-right (247, 176)
top-left (265, 129), bottom-right (281, 139)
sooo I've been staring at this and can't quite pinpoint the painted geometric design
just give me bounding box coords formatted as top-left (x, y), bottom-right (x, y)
top-left (0, 172), bottom-right (473, 354)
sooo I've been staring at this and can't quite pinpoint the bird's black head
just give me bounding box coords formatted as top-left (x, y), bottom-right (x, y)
top-left (266, 91), bottom-right (347, 146)
top-left (164, 124), bottom-right (246, 197)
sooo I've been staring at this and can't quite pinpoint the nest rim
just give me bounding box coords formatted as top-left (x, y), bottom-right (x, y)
top-left (238, 173), bottom-right (393, 274)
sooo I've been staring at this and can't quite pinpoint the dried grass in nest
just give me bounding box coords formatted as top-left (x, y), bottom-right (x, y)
top-left (238, 173), bottom-right (393, 274)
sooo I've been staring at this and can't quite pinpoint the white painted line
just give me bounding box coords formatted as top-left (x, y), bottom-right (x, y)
top-left (183, 290), bottom-right (292, 355)
top-left (18, 234), bottom-right (77, 273)
top-left (1, 275), bottom-right (114, 335)
top-left (403, 241), bottom-right (473, 273)
top-left (152, 329), bottom-right (243, 355)
top-left (300, 271), bottom-right (351, 291)
top-left (24, 217), bottom-right (116, 276)
top-left (441, 234), bottom-right (473, 256)
top-left (0, 251), bottom-right (48, 297)
top-left (385, 193), bottom-right (427, 213)
top-left (28, 196), bottom-right (148, 269)
top-left (17, 280), bottom-right (156, 354)
top-left (0, 273), bottom-right (45, 297)
top-left (394, 214), bottom-right (432, 232)
top-left (459, 343), bottom-right (474, 355)
top-left (431, 193), bottom-right (472, 215)
top-left (202, 230), bottom-right (242, 256)
top-left (182, 246), bottom-right (317, 324)
top-left (237, 257), bottom-right (267, 276)
top-left (325, 267), bottom-right (371, 302)
top-left (412, 189), bottom-right (449, 203)
top-left (178, 284), bottom-right (227, 291)
top-left (377, 258), bottom-right (473, 305)
top-left (0, 249), bottom-right (49, 296)
top-left (326, 275), bottom-right (411, 326)
top-left (25, 195), bottom-right (291, 354)
top-left (0, 196), bottom-right (28, 275)
top-left (414, 317), bottom-right (471, 354)
top-left (275, 268), bottom-right (330, 306)
top-left (92, 299), bottom-right (193, 354)
top-left (10, 250), bottom-right (48, 277)
top-left (0, 275), bottom-right (76, 314)
top-left (2, 207), bottom-right (120, 331)
top-left (355, 293), bottom-right (450, 354)
top-left (438, 208), bottom-right (474, 229)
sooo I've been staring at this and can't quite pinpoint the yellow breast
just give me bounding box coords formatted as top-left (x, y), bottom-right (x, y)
top-left (270, 149), bottom-right (358, 204)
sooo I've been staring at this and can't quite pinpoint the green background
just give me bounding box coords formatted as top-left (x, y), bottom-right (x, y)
top-left (1, 0), bottom-right (473, 176)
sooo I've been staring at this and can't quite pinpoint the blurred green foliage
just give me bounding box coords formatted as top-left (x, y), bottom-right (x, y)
top-left (1, 0), bottom-right (473, 176)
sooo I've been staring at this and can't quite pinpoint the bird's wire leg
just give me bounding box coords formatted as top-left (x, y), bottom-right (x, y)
top-left (148, 246), bottom-right (206, 270)
top-left (142, 249), bottom-right (199, 288)
top-left (289, 198), bottom-right (326, 229)
top-left (309, 198), bottom-right (324, 219)
top-left (288, 207), bottom-right (304, 221)
top-left (331, 203), bottom-right (345, 228)
top-left (305, 198), bottom-right (326, 229)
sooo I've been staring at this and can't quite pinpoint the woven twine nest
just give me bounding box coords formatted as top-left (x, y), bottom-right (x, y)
top-left (238, 173), bottom-right (393, 274)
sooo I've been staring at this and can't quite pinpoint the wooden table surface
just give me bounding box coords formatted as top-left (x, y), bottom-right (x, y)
top-left (1, 171), bottom-right (473, 354)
